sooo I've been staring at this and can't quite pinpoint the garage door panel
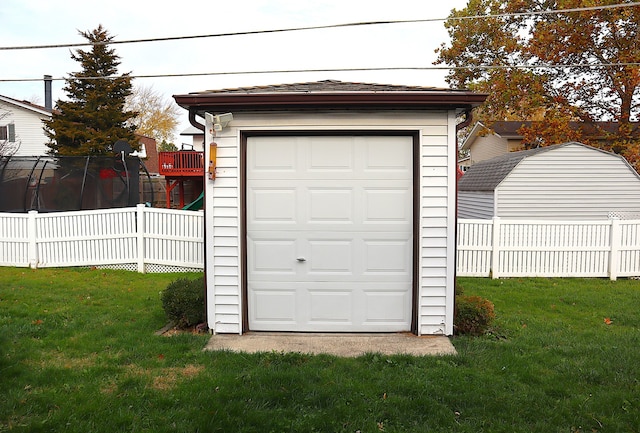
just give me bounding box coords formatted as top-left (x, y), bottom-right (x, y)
top-left (248, 187), bottom-right (297, 224)
top-left (252, 289), bottom-right (297, 324)
top-left (248, 237), bottom-right (298, 274)
top-left (364, 187), bottom-right (412, 222)
top-left (308, 188), bottom-right (354, 222)
top-left (363, 289), bottom-right (411, 323)
top-left (308, 240), bottom-right (353, 274)
top-left (247, 135), bottom-right (413, 332)
top-left (248, 137), bottom-right (298, 173)
top-left (309, 290), bottom-right (353, 323)
top-left (363, 136), bottom-right (413, 171)
top-left (363, 238), bottom-right (412, 274)
top-left (308, 139), bottom-right (354, 171)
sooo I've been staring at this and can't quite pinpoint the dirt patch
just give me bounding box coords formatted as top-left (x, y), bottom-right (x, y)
top-left (150, 365), bottom-right (205, 390)
top-left (157, 322), bottom-right (208, 337)
top-left (121, 363), bottom-right (206, 391)
top-left (26, 351), bottom-right (98, 370)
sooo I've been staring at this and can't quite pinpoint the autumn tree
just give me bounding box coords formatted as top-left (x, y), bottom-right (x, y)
top-left (436, 0), bottom-right (640, 169)
top-left (125, 84), bottom-right (181, 145)
top-left (44, 25), bottom-right (138, 156)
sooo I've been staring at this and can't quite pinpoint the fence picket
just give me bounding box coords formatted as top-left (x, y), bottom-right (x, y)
top-left (0, 207), bottom-right (204, 272)
top-left (456, 218), bottom-right (640, 279)
top-left (2, 210), bottom-right (640, 277)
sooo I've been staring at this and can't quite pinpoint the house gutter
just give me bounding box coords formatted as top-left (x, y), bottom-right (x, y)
top-left (456, 108), bottom-right (473, 132)
top-left (454, 108), bottom-right (473, 302)
top-left (189, 108), bottom-right (205, 132)
top-left (174, 91), bottom-right (488, 113)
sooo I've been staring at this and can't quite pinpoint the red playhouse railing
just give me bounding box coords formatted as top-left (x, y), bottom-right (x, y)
top-left (158, 151), bottom-right (204, 208)
top-left (158, 151), bottom-right (204, 176)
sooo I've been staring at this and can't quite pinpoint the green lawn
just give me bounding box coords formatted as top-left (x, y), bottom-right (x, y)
top-left (1, 267), bottom-right (639, 432)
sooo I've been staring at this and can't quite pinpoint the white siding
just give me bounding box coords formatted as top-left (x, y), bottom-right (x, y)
top-left (458, 191), bottom-right (494, 219)
top-left (497, 144), bottom-right (640, 220)
top-left (0, 100), bottom-right (50, 156)
top-left (205, 110), bottom-right (457, 335)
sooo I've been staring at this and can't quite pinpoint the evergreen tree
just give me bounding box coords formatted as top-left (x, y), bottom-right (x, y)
top-left (44, 25), bottom-right (138, 156)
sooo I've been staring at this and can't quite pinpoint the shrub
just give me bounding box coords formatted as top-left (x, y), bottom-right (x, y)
top-left (454, 295), bottom-right (496, 336)
top-left (161, 276), bottom-right (205, 328)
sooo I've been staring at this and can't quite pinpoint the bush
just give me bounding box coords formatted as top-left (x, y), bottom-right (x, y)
top-left (454, 295), bottom-right (496, 336)
top-left (161, 277), bottom-right (205, 328)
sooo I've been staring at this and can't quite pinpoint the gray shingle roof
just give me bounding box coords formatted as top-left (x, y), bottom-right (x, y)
top-left (188, 79), bottom-right (450, 95)
top-left (458, 143), bottom-right (570, 192)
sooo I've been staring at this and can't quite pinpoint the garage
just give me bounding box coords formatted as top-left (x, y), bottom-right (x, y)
top-left (246, 135), bottom-right (414, 332)
top-left (173, 80), bottom-right (487, 335)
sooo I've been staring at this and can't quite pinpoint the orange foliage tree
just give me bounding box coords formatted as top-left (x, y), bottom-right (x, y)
top-left (436, 0), bottom-right (640, 171)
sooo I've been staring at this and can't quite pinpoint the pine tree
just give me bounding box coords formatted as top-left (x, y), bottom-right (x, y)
top-left (44, 25), bottom-right (138, 156)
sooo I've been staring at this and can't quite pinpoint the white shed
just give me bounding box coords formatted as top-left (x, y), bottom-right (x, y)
top-left (458, 142), bottom-right (640, 220)
top-left (174, 80), bottom-right (486, 336)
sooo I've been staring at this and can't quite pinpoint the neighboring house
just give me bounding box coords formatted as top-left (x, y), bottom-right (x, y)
top-left (460, 120), bottom-right (640, 168)
top-left (136, 134), bottom-right (159, 174)
top-left (174, 79), bottom-right (486, 336)
top-left (458, 142), bottom-right (640, 220)
top-left (460, 121), bottom-right (529, 168)
top-left (0, 95), bottom-right (52, 156)
top-left (179, 125), bottom-right (204, 151)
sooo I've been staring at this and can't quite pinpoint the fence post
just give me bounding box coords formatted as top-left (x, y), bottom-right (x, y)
top-left (609, 217), bottom-right (621, 281)
top-left (27, 210), bottom-right (38, 269)
top-left (491, 217), bottom-right (501, 279)
top-left (136, 204), bottom-right (146, 273)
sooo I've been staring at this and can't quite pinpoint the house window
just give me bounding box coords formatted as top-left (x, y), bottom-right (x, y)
top-left (0, 124), bottom-right (16, 142)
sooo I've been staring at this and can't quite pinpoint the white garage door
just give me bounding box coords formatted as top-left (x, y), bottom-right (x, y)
top-left (247, 135), bottom-right (413, 332)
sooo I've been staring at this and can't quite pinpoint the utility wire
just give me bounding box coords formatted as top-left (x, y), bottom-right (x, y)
top-left (2, 63), bottom-right (639, 83)
top-left (0, 2), bottom-right (638, 51)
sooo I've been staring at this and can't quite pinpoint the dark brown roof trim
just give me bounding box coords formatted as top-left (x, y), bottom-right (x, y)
top-left (174, 91), bottom-right (487, 112)
top-left (173, 80), bottom-right (487, 112)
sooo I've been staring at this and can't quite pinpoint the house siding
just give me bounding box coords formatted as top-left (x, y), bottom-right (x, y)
top-left (458, 191), bottom-right (494, 219)
top-left (204, 110), bottom-right (457, 335)
top-left (0, 99), bottom-right (49, 156)
top-left (496, 144), bottom-right (640, 219)
top-left (469, 132), bottom-right (507, 164)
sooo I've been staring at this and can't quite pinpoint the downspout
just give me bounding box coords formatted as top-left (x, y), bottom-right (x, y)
top-left (453, 108), bottom-right (473, 331)
top-left (188, 107), bottom-right (208, 329)
top-left (456, 108), bottom-right (473, 133)
top-left (189, 109), bottom-right (205, 131)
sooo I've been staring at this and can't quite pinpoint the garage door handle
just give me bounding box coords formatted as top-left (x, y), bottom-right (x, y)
top-left (296, 257), bottom-right (306, 262)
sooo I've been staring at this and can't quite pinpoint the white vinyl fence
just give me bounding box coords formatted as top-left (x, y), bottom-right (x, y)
top-left (2, 208), bottom-right (640, 279)
top-left (0, 205), bottom-right (203, 273)
top-left (457, 218), bottom-right (640, 280)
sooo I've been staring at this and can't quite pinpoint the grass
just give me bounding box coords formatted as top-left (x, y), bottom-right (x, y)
top-left (1, 267), bottom-right (639, 432)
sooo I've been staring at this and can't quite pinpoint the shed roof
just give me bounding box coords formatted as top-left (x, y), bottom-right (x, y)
top-left (173, 80), bottom-right (487, 113)
top-left (457, 142), bottom-right (627, 192)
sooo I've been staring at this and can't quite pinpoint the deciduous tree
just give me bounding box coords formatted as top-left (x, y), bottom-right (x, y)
top-left (125, 84), bottom-right (181, 145)
top-left (436, 0), bottom-right (640, 170)
top-left (44, 25), bottom-right (138, 156)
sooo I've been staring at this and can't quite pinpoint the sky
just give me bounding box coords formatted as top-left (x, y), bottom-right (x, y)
top-left (0, 0), bottom-right (469, 143)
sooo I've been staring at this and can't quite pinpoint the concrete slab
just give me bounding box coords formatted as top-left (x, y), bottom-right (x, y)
top-left (204, 332), bottom-right (456, 357)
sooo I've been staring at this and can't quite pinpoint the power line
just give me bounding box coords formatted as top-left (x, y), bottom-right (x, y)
top-left (0, 2), bottom-right (638, 51)
top-left (2, 63), bottom-right (639, 83)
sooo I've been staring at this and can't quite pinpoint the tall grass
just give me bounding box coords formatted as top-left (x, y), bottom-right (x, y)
top-left (1, 267), bottom-right (639, 432)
